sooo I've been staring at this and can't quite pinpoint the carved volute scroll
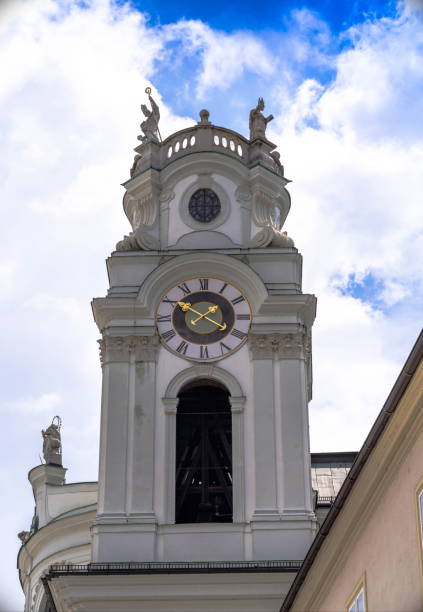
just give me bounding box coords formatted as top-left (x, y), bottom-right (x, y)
top-left (251, 190), bottom-right (273, 227)
top-left (116, 186), bottom-right (161, 251)
top-left (250, 188), bottom-right (295, 248)
top-left (123, 189), bottom-right (159, 231)
top-left (250, 227), bottom-right (295, 248)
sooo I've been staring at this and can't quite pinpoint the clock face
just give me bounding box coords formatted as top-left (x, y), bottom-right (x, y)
top-left (156, 277), bottom-right (251, 361)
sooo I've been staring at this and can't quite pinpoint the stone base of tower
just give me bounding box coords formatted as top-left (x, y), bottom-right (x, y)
top-left (92, 517), bottom-right (317, 563)
top-left (44, 562), bottom-right (299, 612)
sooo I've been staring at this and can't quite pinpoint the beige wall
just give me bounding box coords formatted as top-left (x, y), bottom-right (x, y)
top-left (292, 362), bottom-right (423, 612)
top-left (319, 431), bottom-right (422, 611)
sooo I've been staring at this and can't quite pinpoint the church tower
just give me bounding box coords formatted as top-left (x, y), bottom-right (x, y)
top-left (91, 93), bottom-right (318, 566)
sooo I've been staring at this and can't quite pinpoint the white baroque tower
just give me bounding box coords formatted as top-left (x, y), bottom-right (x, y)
top-left (91, 97), bottom-right (318, 569)
top-left (18, 96), bottom-right (319, 612)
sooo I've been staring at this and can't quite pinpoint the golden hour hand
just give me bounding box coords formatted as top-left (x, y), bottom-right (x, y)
top-left (177, 301), bottom-right (227, 331)
top-left (191, 305), bottom-right (218, 324)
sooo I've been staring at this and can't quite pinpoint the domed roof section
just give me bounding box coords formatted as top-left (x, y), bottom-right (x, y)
top-left (129, 95), bottom-right (286, 180)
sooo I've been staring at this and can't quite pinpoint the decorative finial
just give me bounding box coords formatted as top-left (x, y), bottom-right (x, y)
top-left (198, 109), bottom-right (211, 125)
top-left (249, 97), bottom-right (274, 140)
top-left (137, 87), bottom-right (161, 144)
top-left (41, 416), bottom-right (62, 466)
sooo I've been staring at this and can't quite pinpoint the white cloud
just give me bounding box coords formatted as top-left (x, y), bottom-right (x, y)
top-left (163, 20), bottom-right (275, 98)
top-left (319, 10), bottom-right (423, 142)
top-left (0, 259), bottom-right (17, 293)
top-left (5, 391), bottom-right (63, 415)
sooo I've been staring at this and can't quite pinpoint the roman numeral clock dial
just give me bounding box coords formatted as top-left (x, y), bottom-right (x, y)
top-left (156, 278), bottom-right (251, 361)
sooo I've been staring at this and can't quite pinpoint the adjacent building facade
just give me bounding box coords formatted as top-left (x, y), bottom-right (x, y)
top-left (282, 331), bottom-right (423, 612)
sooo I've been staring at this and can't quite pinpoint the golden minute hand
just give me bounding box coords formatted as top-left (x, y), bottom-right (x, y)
top-left (191, 305), bottom-right (218, 324)
top-left (177, 302), bottom-right (227, 331)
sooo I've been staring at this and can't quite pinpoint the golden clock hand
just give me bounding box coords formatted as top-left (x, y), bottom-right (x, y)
top-left (191, 305), bottom-right (218, 325)
top-left (212, 319), bottom-right (227, 331)
top-left (177, 302), bottom-right (226, 331)
top-left (177, 301), bottom-right (192, 312)
top-left (178, 301), bottom-right (210, 319)
top-left (201, 314), bottom-right (226, 331)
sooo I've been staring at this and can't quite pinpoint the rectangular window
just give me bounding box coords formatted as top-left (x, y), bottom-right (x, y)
top-left (418, 488), bottom-right (423, 550)
top-left (348, 588), bottom-right (366, 612)
top-left (346, 577), bottom-right (366, 612)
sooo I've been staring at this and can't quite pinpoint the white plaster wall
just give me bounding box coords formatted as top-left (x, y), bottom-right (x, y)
top-left (47, 486), bottom-right (97, 518)
top-left (167, 174), bottom-right (241, 247)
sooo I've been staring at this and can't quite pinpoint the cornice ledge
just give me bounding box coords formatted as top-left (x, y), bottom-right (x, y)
top-left (91, 298), bottom-right (150, 331)
top-left (23, 510), bottom-right (95, 555)
top-left (99, 335), bottom-right (160, 365)
top-left (257, 293), bottom-right (317, 326)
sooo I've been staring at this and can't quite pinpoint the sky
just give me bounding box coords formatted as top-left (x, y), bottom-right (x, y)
top-left (0, 0), bottom-right (422, 608)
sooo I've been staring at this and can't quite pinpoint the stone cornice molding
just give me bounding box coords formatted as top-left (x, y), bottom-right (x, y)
top-left (98, 335), bottom-right (159, 365)
top-left (248, 333), bottom-right (310, 361)
top-left (91, 297), bottom-right (151, 332)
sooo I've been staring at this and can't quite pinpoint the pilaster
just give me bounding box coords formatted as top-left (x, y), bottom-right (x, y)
top-left (249, 335), bottom-right (279, 521)
top-left (248, 332), bottom-right (313, 516)
top-left (93, 334), bottom-right (160, 562)
top-left (163, 397), bottom-right (178, 524)
top-left (248, 332), bottom-right (316, 558)
top-left (229, 396), bottom-right (246, 523)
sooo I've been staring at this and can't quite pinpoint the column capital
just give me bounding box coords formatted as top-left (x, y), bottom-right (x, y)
top-left (162, 397), bottom-right (178, 415)
top-left (98, 335), bottom-right (160, 365)
top-left (229, 396), bottom-right (246, 414)
top-left (248, 332), bottom-right (311, 361)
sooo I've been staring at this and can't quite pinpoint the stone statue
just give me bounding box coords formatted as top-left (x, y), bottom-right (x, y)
top-left (138, 88), bottom-right (161, 143)
top-left (42, 416), bottom-right (62, 465)
top-left (249, 97), bottom-right (274, 140)
top-left (18, 531), bottom-right (29, 544)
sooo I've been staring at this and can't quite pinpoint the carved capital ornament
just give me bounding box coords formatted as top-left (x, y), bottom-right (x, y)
top-left (98, 335), bottom-right (160, 365)
top-left (248, 333), bottom-right (310, 361)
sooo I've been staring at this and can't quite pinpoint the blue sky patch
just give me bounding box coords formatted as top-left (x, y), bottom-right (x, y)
top-left (120, 0), bottom-right (397, 34)
top-left (335, 272), bottom-right (385, 308)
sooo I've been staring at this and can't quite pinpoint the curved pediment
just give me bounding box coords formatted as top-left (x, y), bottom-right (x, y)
top-left (170, 230), bottom-right (239, 250)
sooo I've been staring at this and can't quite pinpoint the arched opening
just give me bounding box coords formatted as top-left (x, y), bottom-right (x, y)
top-left (175, 379), bottom-right (233, 523)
